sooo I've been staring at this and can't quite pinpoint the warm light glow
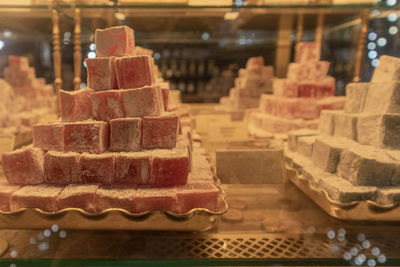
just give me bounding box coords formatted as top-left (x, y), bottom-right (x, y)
top-left (388, 12), bottom-right (398, 22)
top-left (389, 26), bottom-right (398, 35)
top-left (88, 52), bottom-right (96, 58)
top-left (372, 59), bottom-right (380, 67)
top-left (367, 42), bottom-right (376, 50)
top-left (368, 32), bottom-right (377, 41)
top-left (368, 50), bottom-right (377, 59)
top-left (0, 40), bottom-right (5, 50)
top-left (89, 43), bottom-right (96, 51)
top-left (224, 12), bottom-right (239, 20)
top-left (377, 37), bottom-right (387, 47)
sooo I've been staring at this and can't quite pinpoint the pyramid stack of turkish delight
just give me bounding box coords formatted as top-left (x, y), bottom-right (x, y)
top-left (0, 26), bottom-right (220, 214)
top-left (0, 56), bottom-right (57, 137)
top-left (219, 56), bottom-right (274, 110)
top-left (286, 55), bottom-right (400, 205)
top-left (248, 42), bottom-right (345, 138)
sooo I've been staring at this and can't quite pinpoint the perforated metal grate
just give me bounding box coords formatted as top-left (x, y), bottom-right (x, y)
top-left (146, 234), bottom-right (360, 258)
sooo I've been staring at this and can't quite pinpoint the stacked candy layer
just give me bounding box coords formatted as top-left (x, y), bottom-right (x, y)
top-left (247, 42), bottom-right (346, 138)
top-left (0, 56), bottom-right (57, 136)
top-left (0, 26), bottom-right (220, 214)
top-left (220, 56), bottom-right (274, 110)
top-left (287, 55), bottom-right (400, 205)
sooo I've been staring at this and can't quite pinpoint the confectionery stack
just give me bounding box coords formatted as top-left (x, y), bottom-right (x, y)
top-left (247, 42), bottom-right (345, 138)
top-left (0, 26), bottom-right (220, 214)
top-left (219, 56), bottom-right (274, 110)
top-left (0, 56), bottom-right (57, 146)
top-left (286, 55), bottom-right (400, 205)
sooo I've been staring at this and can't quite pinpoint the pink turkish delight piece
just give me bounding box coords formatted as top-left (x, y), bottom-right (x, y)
top-left (95, 186), bottom-right (136, 213)
top-left (315, 76), bottom-right (336, 98)
top-left (79, 153), bottom-right (115, 185)
top-left (150, 149), bottom-right (189, 187)
top-left (115, 152), bottom-right (152, 185)
top-left (297, 98), bottom-right (319, 120)
top-left (10, 184), bottom-right (63, 212)
top-left (63, 121), bottom-right (109, 153)
top-left (311, 61), bottom-right (330, 80)
top-left (110, 118), bottom-right (142, 152)
top-left (85, 57), bottom-right (117, 91)
top-left (33, 123), bottom-right (63, 151)
top-left (114, 56), bottom-right (155, 89)
top-left (298, 82), bottom-right (317, 97)
top-left (95, 26), bottom-right (135, 57)
top-left (142, 114), bottom-right (179, 149)
top-left (0, 184), bottom-right (21, 212)
top-left (295, 42), bottom-right (321, 63)
top-left (91, 90), bottom-right (124, 121)
top-left (176, 183), bottom-right (219, 214)
top-left (120, 86), bottom-right (162, 117)
top-left (2, 147), bottom-right (45, 185)
top-left (187, 169), bottom-right (213, 184)
top-left (58, 184), bottom-right (99, 213)
top-left (134, 187), bottom-right (178, 213)
top-left (8, 56), bottom-right (29, 69)
top-left (246, 56), bottom-right (264, 68)
top-left (60, 88), bottom-right (94, 122)
top-left (281, 80), bottom-right (298, 97)
top-left (44, 151), bottom-right (80, 184)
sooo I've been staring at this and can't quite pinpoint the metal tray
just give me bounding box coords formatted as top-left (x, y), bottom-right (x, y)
top-left (0, 176), bottom-right (228, 232)
top-left (286, 164), bottom-right (400, 222)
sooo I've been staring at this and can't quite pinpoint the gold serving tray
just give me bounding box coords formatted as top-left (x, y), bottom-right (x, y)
top-left (0, 177), bottom-right (228, 232)
top-left (286, 164), bottom-right (400, 222)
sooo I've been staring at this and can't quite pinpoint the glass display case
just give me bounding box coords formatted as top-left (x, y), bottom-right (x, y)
top-left (0, 1), bottom-right (400, 266)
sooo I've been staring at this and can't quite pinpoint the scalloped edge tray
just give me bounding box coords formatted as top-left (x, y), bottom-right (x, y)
top-left (286, 162), bottom-right (400, 222)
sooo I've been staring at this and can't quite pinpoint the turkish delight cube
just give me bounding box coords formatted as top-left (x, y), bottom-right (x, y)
top-left (317, 96), bottom-right (346, 111)
top-left (2, 147), bottom-right (45, 185)
top-left (357, 113), bottom-right (400, 149)
top-left (312, 136), bottom-right (348, 173)
top-left (63, 121), bottom-right (109, 153)
top-left (142, 114), bottom-right (179, 149)
top-left (333, 111), bottom-right (359, 141)
top-left (79, 153), bottom-right (115, 185)
top-left (8, 56), bottom-right (29, 69)
top-left (91, 90), bottom-right (124, 122)
top-left (115, 152), bottom-right (152, 185)
top-left (297, 136), bottom-right (316, 158)
top-left (44, 151), bottom-right (80, 184)
top-left (95, 186), bottom-right (136, 213)
top-left (364, 81), bottom-right (400, 114)
top-left (58, 184), bottom-right (99, 213)
top-left (287, 129), bottom-right (318, 152)
top-left (85, 57), bottom-right (117, 91)
top-left (150, 149), bottom-right (189, 187)
top-left (295, 42), bottom-right (320, 63)
top-left (134, 187), bottom-right (179, 213)
top-left (176, 183), bottom-right (219, 214)
top-left (344, 82), bottom-right (369, 113)
top-left (297, 99), bottom-right (319, 120)
top-left (337, 143), bottom-right (395, 186)
top-left (60, 88), bottom-right (93, 122)
top-left (114, 56), bottom-right (154, 89)
top-left (110, 118), bottom-right (142, 152)
top-left (0, 184), bottom-right (21, 212)
top-left (371, 55), bottom-right (400, 83)
top-left (10, 185), bottom-right (63, 212)
top-left (318, 110), bottom-right (338, 136)
top-left (33, 123), bottom-right (63, 151)
top-left (95, 26), bottom-right (135, 57)
top-left (246, 56), bottom-right (264, 68)
top-left (120, 86), bottom-right (162, 118)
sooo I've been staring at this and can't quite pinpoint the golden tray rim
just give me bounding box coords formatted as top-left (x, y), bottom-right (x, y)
top-left (286, 162), bottom-right (400, 222)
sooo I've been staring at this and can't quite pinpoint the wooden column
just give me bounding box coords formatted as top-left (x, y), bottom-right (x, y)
top-left (315, 12), bottom-right (325, 46)
top-left (296, 13), bottom-right (304, 44)
top-left (275, 14), bottom-right (295, 78)
top-left (74, 8), bottom-right (82, 91)
top-left (52, 9), bottom-right (62, 111)
top-left (353, 9), bottom-right (369, 82)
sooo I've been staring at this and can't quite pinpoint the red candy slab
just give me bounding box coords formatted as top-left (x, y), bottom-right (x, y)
top-left (33, 123), bottom-right (63, 151)
top-left (110, 118), bottom-right (142, 152)
top-left (44, 151), bottom-right (81, 184)
top-left (95, 186), bottom-right (136, 213)
top-left (86, 57), bottom-right (118, 91)
top-left (142, 114), bottom-right (179, 149)
top-left (58, 184), bottom-right (99, 213)
top-left (134, 187), bottom-right (178, 213)
top-left (2, 147), bottom-right (45, 185)
top-left (114, 56), bottom-right (155, 89)
top-left (95, 26), bottom-right (135, 57)
top-left (10, 185), bottom-right (63, 212)
top-left (79, 153), bottom-right (115, 185)
top-left (120, 86), bottom-right (163, 118)
top-left (91, 90), bottom-right (124, 122)
top-left (60, 88), bottom-right (94, 122)
top-left (176, 183), bottom-right (219, 214)
top-left (115, 152), bottom-right (152, 185)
